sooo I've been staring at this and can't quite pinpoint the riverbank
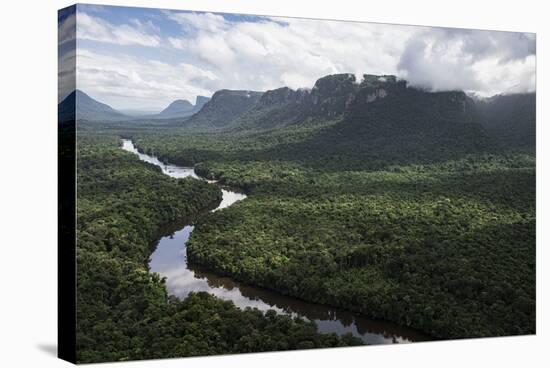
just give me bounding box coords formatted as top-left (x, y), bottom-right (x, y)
top-left (122, 138), bottom-right (431, 344)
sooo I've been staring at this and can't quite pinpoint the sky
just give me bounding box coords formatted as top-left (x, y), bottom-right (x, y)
top-left (58, 4), bottom-right (536, 111)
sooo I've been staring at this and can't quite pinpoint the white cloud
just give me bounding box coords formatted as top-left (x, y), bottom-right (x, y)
top-left (76, 49), bottom-right (220, 109)
top-left (396, 28), bottom-right (536, 95)
top-left (166, 14), bottom-right (414, 92)
top-left (58, 12), bottom-right (76, 102)
top-left (58, 12), bottom-right (76, 45)
top-left (58, 47), bottom-right (76, 103)
top-left (471, 54), bottom-right (536, 95)
top-left (77, 12), bottom-right (161, 47)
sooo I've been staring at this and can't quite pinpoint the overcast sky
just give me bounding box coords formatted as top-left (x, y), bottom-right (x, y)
top-left (58, 4), bottom-right (536, 111)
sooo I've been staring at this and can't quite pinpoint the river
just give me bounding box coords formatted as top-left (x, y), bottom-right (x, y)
top-left (121, 138), bottom-right (430, 344)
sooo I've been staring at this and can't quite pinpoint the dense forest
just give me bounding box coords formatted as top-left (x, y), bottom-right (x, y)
top-left (75, 133), bottom-right (361, 363)
top-left (124, 74), bottom-right (535, 340)
top-left (187, 154), bottom-right (535, 339)
top-left (130, 133), bottom-right (535, 340)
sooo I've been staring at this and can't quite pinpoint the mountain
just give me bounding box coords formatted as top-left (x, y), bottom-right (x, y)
top-left (158, 99), bottom-right (194, 118)
top-left (183, 90), bottom-right (263, 130)
top-left (58, 91), bottom-right (76, 124)
top-left (343, 74), bottom-right (482, 136)
top-left (142, 95), bottom-right (212, 120)
top-left (211, 73), bottom-right (494, 170)
top-left (58, 90), bottom-right (128, 123)
top-left (230, 73), bottom-right (482, 133)
top-left (232, 73), bottom-right (360, 131)
top-left (476, 93), bottom-right (535, 148)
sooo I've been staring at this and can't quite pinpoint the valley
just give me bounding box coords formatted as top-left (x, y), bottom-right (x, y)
top-left (70, 72), bottom-right (536, 361)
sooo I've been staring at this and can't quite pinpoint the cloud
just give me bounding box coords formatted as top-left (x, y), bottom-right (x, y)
top-left (76, 12), bottom-right (161, 47)
top-left (171, 34), bottom-right (237, 65)
top-left (472, 54), bottom-right (536, 95)
top-left (166, 13), bottom-right (413, 92)
top-left (58, 12), bottom-right (76, 46)
top-left (58, 47), bottom-right (76, 103)
top-left (397, 28), bottom-right (536, 95)
top-left (58, 11), bottom-right (76, 102)
top-left (75, 49), bottom-right (220, 109)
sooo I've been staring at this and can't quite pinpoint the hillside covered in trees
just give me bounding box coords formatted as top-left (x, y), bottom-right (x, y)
top-left (476, 93), bottom-right (536, 148)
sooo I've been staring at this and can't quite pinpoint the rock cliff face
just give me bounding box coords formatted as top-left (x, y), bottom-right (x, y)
top-left (238, 73), bottom-right (480, 132)
top-left (182, 73), bottom-right (487, 135)
top-left (259, 87), bottom-right (298, 105)
top-left (307, 74), bottom-right (358, 117)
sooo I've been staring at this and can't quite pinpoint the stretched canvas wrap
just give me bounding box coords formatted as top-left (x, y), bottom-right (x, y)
top-left (58, 3), bottom-right (536, 364)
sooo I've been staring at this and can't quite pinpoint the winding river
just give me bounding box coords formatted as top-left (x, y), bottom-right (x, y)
top-left (121, 139), bottom-right (430, 344)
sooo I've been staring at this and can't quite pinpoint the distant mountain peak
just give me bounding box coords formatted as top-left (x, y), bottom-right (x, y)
top-left (155, 96), bottom-right (211, 119)
top-left (159, 99), bottom-right (194, 117)
top-left (58, 89), bottom-right (127, 123)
